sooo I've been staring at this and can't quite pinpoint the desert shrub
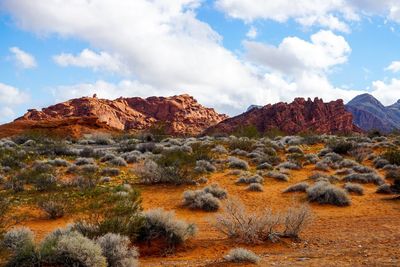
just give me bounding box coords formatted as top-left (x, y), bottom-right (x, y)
top-left (96, 233), bottom-right (139, 267)
top-left (227, 138), bottom-right (255, 152)
top-left (246, 183), bottom-right (264, 192)
top-left (70, 175), bottom-right (99, 189)
top-left (214, 199), bottom-right (312, 244)
top-left (283, 182), bottom-right (309, 193)
top-left (134, 159), bottom-right (162, 184)
top-left (386, 169), bottom-right (400, 180)
top-left (48, 158), bottom-right (70, 167)
top-left (352, 165), bottom-right (374, 173)
top-left (344, 183), bottom-right (364, 195)
top-left (323, 152), bottom-right (343, 163)
top-left (138, 208), bottom-right (197, 249)
top-left (236, 174), bottom-right (264, 184)
top-left (228, 157), bottom-right (249, 170)
top-left (101, 167), bottom-right (121, 177)
top-left (304, 154), bottom-right (319, 164)
top-left (38, 199), bottom-right (65, 219)
top-left (215, 199), bottom-right (280, 244)
top-left (350, 147), bottom-right (371, 163)
top-left (109, 157), bottom-right (128, 167)
top-left (339, 159), bottom-right (358, 168)
top-left (224, 248), bottom-right (260, 264)
top-left (382, 149), bottom-right (400, 166)
top-left (315, 161), bottom-right (329, 171)
top-left (100, 153), bottom-right (116, 162)
top-left (203, 184), bottom-right (228, 199)
top-left (2, 227), bottom-right (34, 252)
top-left (33, 173), bottom-right (58, 191)
top-left (287, 146), bottom-right (303, 154)
top-left (343, 173), bottom-right (384, 185)
top-left (267, 171), bottom-right (289, 182)
top-left (278, 161), bottom-right (301, 170)
top-left (256, 162), bottom-right (272, 170)
top-left (79, 147), bottom-right (97, 158)
top-left (197, 177), bottom-right (208, 184)
top-left (194, 160), bottom-right (216, 173)
top-left (376, 184), bottom-right (394, 194)
top-left (306, 182), bottom-right (350, 206)
top-left (327, 141), bottom-right (354, 155)
top-left (4, 176), bottom-right (25, 193)
top-left (335, 168), bottom-right (353, 176)
top-left (0, 198), bottom-right (10, 235)
top-left (80, 164), bottom-right (99, 175)
top-left (182, 190), bottom-right (220, 211)
top-left (211, 145), bottom-right (228, 154)
top-left (282, 204), bottom-right (313, 238)
top-left (41, 230), bottom-right (107, 267)
top-left (373, 158), bottom-right (390, 169)
top-left (75, 157), bottom-right (95, 166)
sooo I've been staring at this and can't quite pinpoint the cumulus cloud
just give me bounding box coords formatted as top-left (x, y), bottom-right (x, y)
top-left (244, 30), bottom-right (351, 74)
top-left (53, 49), bottom-right (129, 74)
top-left (1, 0), bottom-right (275, 114)
top-left (9, 46), bottom-right (37, 69)
top-left (0, 82), bottom-right (29, 104)
top-left (215, 0), bottom-right (400, 32)
top-left (370, 79), bottom-right (400, 105)
top-left (0, 82), bottom-right (30, 123)
top-left (2, 0), bottom-right (398, 116)
top-left (244, 30), bottom-right (363, 103)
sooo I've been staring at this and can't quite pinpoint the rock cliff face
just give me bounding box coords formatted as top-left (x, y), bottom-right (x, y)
top-left (346, 94), bottom-right (400, 133)
top-left (16, 94), bottom-right (228, 135)
top-left (206, 97), bottom-right (361, 135)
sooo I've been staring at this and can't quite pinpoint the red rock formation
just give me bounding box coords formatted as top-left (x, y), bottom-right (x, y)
top-left (16, 94), bottom-right (228, 136)
top-left (206, 97), bottom-right (362, 135)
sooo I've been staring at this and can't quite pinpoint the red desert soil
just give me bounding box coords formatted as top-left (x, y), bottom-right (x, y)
top-left (17, 162), bottom-right (399, 266)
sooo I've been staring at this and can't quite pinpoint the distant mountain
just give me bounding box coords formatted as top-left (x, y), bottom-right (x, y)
top-left (246, 105), bottom-right (262, 112)
top-left (0, 94), bottom-right (228, 138)
top-left (206, 97), bottom-right (361, 135)
top-left (345, 94), bottom-right (400, 133)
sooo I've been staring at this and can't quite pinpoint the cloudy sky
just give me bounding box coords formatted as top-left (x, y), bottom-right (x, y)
top-left (1, 0), bottom-right (400, 123)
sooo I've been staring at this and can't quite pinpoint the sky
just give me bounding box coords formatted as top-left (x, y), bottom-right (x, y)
top-left (1, 0), bottom-right (400, 123)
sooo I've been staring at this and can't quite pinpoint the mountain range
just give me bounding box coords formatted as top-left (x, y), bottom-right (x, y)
top-left (0, 93), bottom-right (399, 138)
top-left (345, 93), bottom-right (400, 133)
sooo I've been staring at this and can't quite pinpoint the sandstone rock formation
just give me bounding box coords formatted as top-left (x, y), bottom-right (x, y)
top-left (15, 94), bottom-right (228, 136)
top-left (206, 97), bottom-right (361, 135)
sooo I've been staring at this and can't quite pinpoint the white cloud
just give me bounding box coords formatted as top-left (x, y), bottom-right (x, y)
top-left (385, 61), bottom-right (400, 73)
top-left (53, 49), bottom-right (129, 74)
top-left (0, 82), bottom-right (30, 104)
top-left (244, 30), bottom-right (363, 103)
top-left (215, 0), bottom-right (400, 32)
top-left (246, 26), bottom-right (257, 39)
top-left (0, 82), bottom-right (30, 123)
top-left (3, 0), bottom-right (398, 116)
top-left (1, 0), bottom-right (274, 114)
top-left (244, 30), bottom-right (351, 74)
top-left (370, 79), bottom-right (400, 105)
top-left (9, 46), bottom-right (37, 69)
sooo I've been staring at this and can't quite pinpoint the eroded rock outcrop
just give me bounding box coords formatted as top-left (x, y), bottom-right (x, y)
top-left (206, 97), bottom-right (361, 135)
top-left (16, 94), bottom-right (228, 136)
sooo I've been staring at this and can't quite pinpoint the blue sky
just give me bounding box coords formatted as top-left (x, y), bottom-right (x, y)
top-left (1, 0), bottom-right (400, 123)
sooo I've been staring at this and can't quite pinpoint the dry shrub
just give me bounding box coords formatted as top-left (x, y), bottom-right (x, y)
top-left (214, 199), bottom-right (312, 244)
